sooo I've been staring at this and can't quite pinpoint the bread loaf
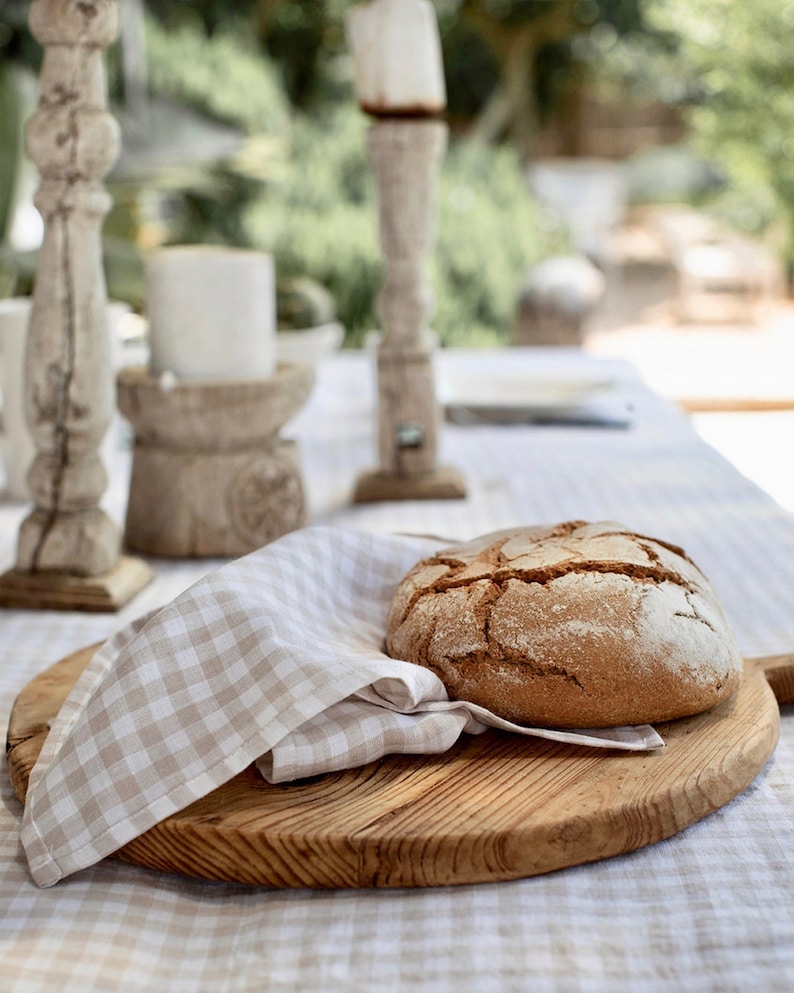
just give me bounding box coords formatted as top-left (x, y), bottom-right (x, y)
top-left (385, 521), bottom-right (742, 727)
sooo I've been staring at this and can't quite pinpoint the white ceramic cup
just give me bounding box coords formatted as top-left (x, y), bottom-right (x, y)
top-left (0, 297), bottom-right (130, 501)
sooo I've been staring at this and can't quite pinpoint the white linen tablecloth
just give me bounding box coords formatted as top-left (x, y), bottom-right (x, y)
top-left (1, 349), bottom-right (793, 992)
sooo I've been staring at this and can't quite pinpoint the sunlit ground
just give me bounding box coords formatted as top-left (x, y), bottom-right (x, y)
top-left (587, 299), bottom-right (794, 512)
top-left (690, 409), bottom-right (794, 511)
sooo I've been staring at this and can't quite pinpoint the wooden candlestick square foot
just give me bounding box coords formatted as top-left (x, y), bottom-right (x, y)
top-left (353, 466), bottom-right (466, 503)
top-left (0, 556), bottom-right (154, 613)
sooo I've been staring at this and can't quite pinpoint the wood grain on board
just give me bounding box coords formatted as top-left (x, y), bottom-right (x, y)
top-left (7, 647), bottom-right (792, 888)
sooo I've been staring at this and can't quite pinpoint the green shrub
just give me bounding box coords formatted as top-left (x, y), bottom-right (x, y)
top-left (646, 0), bottom-right (794, 271)
top-left (144, 15), bottom-right (290, 136)
top-left (246, 105), bottom-right (566, 347)
top-left (435, 140), bottom-right (567, 345)
top-left (107, 17), bottom-right (567, 343)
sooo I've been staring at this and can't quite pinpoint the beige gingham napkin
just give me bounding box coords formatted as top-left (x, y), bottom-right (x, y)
top-left (21, 526), bottom-right (662, 887)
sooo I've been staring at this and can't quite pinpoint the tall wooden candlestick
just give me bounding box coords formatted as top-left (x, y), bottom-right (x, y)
top-left (0, 0), bottom-right (152, 611)
top-left (357, 118), bottom-right (466, 498)
top-left (350, 0), bottom-right (465, 502)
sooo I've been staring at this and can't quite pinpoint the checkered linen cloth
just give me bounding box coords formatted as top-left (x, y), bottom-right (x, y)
top-left (20, 525), bottom-right (660, 887)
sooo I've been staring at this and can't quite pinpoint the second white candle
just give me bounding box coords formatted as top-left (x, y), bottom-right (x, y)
top-left (347, 0), bottom-right (447, 116)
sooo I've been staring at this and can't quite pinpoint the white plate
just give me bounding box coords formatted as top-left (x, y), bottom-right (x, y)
top-left (440, 370), bottom-right (618, 410)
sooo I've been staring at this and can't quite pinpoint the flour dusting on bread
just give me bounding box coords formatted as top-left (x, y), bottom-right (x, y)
top-left (385, 521), bottom-right (742, 728)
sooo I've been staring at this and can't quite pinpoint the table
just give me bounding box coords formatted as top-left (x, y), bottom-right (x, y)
top-left (2, 349), bottom-right (793, 993)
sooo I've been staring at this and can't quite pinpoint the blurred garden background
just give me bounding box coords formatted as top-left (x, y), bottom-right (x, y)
top-left (0, 0), bottom-right (792, 504)
top-left (1, 0), bottom-right (792, 340)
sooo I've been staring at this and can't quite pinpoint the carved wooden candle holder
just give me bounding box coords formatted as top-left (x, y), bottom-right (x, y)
top-left (353, 119), bottom-right (466, 503)
top-left (117, 363), bottom-right (313, 558)
top-left (0, 0), bottom-right (152, 612)
top-left (348, 1), bottom-right (465, 503)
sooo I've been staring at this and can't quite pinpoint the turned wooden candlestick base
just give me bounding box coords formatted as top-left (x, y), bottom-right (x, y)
top-left (353, 340), bottom-right (466, 503)
top-left (353, 465), bottom-right (466, 503)
top-left (117, 364), bottom-right (314, 558)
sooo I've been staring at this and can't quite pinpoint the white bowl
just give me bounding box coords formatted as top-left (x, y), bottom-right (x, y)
top-left (276, 322), bottom-right (344, 366)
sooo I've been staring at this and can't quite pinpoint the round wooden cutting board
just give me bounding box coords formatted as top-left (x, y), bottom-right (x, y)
top-left (7, 648), bottom-right (793, 888)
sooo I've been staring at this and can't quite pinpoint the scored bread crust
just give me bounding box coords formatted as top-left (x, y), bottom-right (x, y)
top-left (384, 521), bottom-right (743, 728)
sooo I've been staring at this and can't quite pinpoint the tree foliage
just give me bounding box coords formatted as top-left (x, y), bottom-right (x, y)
top-left (646, 0), bottom-right (794, 254)
top-left (143, 13), bottom-right (290, 135)
top-left (435, 0), bottom-right (656, 155)
top-left (2, 0), bottom-right (790, 309)
top-left (244, 103), bottom-right (565, 345)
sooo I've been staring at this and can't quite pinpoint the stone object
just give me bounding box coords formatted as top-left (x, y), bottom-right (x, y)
top-left (514, 255), bottom-right (606, 347)
top-left (117, 363), bottom-right (314, 557)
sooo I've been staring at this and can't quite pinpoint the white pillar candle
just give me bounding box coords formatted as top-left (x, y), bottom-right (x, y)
top-left (147, 246), bottom-right (276, 381)
top-left (347, 0), bottom-right (446, 116)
